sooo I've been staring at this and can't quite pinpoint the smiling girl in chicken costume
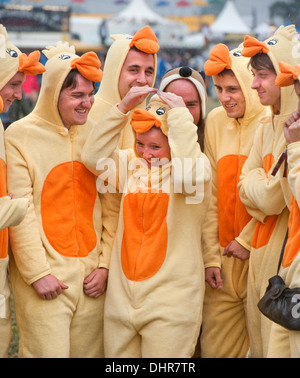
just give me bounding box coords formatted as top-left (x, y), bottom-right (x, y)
top-left (4, 41), bottom-right (106, 358)
top-left (0, 25), bottom-right (45, 357)
top-left (237, 25), bottom-right (300, 357)
top-left (82, 89), bottom-right (211, 357)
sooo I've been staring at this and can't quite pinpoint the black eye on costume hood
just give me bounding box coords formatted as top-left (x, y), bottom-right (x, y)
top-left (267, 39), bottom-right (278, 46)
top-left (7, 48), bottom-right (18, 58)
top-left (59, 54), bottom-right (71, 60)
top-left (156, 107), bottom-right (166, 116)
top-left (233, 51), bottom-right (242, 57)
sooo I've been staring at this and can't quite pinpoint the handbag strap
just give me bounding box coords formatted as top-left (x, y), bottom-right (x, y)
top-left (277, 228), bottom-right (289, 274)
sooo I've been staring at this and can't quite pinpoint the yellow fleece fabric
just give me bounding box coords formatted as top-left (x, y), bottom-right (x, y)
top-left (0, 25), bottom-right (29, 358)
top-left (238, 25), bottom-right (300, 358)
top-left (82, 95), bottom-right (212, 357)
top-left (200, 44), bottom-right (271, 358)
top-left (89, 29), bottom-right (158, 148)
top-left (5, 41), bottom-right (105, 358)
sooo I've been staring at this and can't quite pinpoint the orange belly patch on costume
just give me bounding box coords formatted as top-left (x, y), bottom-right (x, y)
top-left (121, 190), bottom-right (169, 281)
top-left (282, 196), bottom-right (300, 268)
top-left (41, 161), bottom-right (97, 257)
top-left (217, 154), bottom-right (251, 248)
top-left (0, 158), bottom-right (8, 259)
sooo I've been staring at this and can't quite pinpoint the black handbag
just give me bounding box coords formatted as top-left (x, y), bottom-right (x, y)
top-left (257, 229), bottom-right (300, 331)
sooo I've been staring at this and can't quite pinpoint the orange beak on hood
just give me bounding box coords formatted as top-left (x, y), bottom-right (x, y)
top-left (130, 108), bottom-right (162, 133)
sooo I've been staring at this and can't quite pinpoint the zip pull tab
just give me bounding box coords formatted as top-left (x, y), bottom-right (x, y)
top-left (271, 148), bottom-right (287, 177)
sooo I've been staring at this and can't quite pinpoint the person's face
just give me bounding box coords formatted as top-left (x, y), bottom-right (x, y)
top-left (0, 71), bottom-right (25, 112)
top-left (135, 127), bottom-right (171, 168)
top-left (214, 72), bottom-right (246, 119)
top-left (251, 68), bottom-right (280, 109)
top-left (58, 73), bottom-right (95, 129)
top-left (165, 79), bottom-right (201, 125)
top-left (118, 49), bottom-right (155, 100)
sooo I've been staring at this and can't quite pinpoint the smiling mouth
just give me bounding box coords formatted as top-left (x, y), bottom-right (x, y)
top-left (224, 104), bottom-right (236, 109)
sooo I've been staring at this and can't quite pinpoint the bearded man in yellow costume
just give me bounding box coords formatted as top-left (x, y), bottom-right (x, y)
top-left (0, 24), bottom-right (45, 357)
top-left (5, 41), bottom-right (105, 358)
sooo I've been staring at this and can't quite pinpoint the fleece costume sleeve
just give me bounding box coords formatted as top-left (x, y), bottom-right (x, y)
top-left (5, 133), bottom-right (51, 285)
top-left (286, 142), bottom-right (300, 205)
top-left (167, 108), bottom-right (211, 204)
top-left (82, 105), bottom-right (130, 177)
top-left (202, 111), bottom-right (221, 269)
top-left (238, 121), bottom-right (288, 218)
top-left (0, 127), bottom-right (28, 231)
top-left (0, 197), bottom-right (28, 230)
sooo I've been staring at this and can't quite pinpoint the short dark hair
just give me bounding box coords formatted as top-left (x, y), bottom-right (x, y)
top-left (61, 68), bottom-right (96, 91)
top-left (217, 68), bottom-right (235, 77)
top-left (249, 53), bottom-right (276, 73)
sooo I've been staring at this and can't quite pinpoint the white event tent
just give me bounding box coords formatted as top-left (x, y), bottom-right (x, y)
top-left (210, 0), bottom-right (251, 38)
top-left (106, 0), bottom-right (188, 48)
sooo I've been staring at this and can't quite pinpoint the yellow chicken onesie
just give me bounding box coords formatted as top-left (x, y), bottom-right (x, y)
top-left (200, 43), bottom-right (270, 358)
top-left (238, 25), bottom-right (300, 357)
top-left (82, 94), bottom-right (212, 357)
top-left (5, 42), bottom-right (106, 358)
top-left (0, 24), bottom-right (44, 357)
top-left (266, 62), bottom-right (300, 357)
top-left (88, 26), bottom-right (159, 269)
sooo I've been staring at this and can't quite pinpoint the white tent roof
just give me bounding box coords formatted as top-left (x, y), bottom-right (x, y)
top-left (113, 0), bottom-right (172, 25)
top-left (107, 0), bottom-right (188, 48)
top-left (184, 32), bottom-right (205, 48)
top-left (210, 1), bottom-right (251, 35)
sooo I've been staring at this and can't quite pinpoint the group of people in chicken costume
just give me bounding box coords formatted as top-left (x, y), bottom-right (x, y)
top-left (1, 15), bottom-right (300, 359)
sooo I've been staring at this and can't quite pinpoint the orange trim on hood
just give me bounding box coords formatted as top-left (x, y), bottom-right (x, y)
top-left (204, 44), bottom-right (232, 76)
top-left (70, 51), bottom-right (103, 82)
top-left (242, 35), bottom-right (269, 57)
top-left (276, 61), bottom-right (300, 87)
top-left (129, 26), bottom-right (160, 54)
top-left (18, 51), bottom-right (46, 75)
top-left (131, 108), bottom-right (162, 133)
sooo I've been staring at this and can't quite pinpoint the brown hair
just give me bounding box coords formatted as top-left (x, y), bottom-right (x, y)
top-left (217, 68), bottom-right (235, 77)
top-left (249, 53), bottom-right (276, 73)
top-left (61, 69), bottom-right (96, 91)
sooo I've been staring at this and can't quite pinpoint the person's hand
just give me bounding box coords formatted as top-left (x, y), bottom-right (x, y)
top-left (83, 268), bottom-right (108, 298)
top-left (223, 240), bottom-right (250, 261)
top-left (32, 274), bottom-right (68, 300)
top-left (117, 86), bottom-right (157, 114)
top-left (157, 90), bottom-right (186, 108)
top-left (205, 267), bottom-right (223, 289)
top-left (284, 115), bottom-right (300, 144)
